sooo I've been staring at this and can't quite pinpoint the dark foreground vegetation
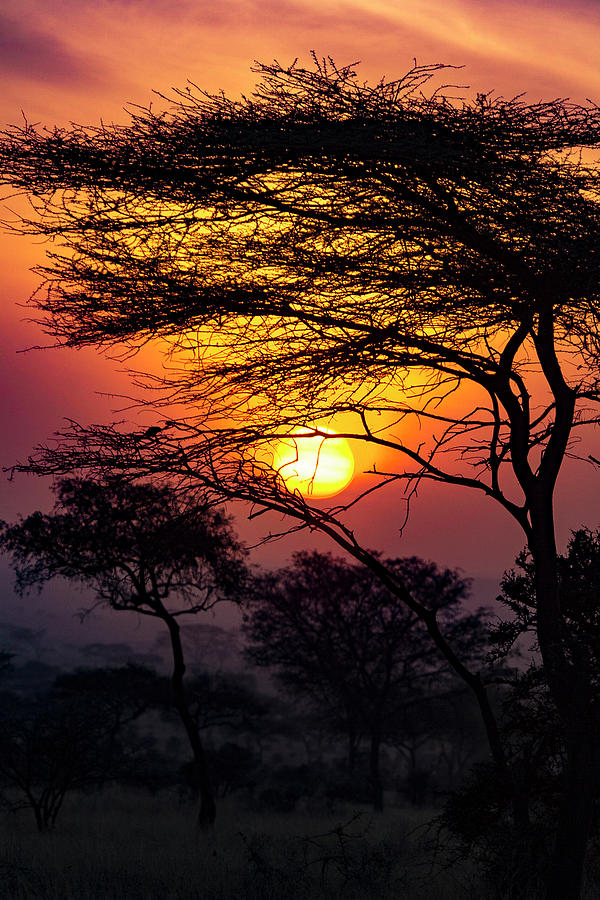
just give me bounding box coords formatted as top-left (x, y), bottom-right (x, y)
top-left (0, 790), bottom-right (474, 900)
top-left (1, 788), bottom-right (600, 900)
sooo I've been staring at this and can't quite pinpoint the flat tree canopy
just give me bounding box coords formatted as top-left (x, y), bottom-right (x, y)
top-left (2, 58), bottom-right (599, 521)
top-left (3, 56), bottom-right (600, 898)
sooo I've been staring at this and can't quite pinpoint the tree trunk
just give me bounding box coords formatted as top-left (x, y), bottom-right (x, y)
top-left (347, 721), bottom-right (358, 774)
top-left (369, 727), bottom-right (384, 812)
top-left (163, 612), bottom-right (216, 826)
top-left (32, 802), bottom-right (45, 833)
top-left (546, 725), bottom-right (594, 900)
top-left (423, 613), bottom-right (530, 815)
top-left (530, 498), bottom-right (594, 900)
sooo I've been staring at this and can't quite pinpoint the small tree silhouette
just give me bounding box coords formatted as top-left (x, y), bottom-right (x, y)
top-left (0, 664), bottom-right (156, 831)
top-left (0, 478), bottom-right (247, 825)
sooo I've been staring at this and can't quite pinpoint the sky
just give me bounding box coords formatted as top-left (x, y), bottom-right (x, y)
top-left (1, 0), bottom-right (600, 655)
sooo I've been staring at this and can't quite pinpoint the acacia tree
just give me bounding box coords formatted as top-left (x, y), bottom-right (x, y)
top-left (0, 478), bottom-right (247, 825)
top-left (244, 550), bottom-right (489, 811)
top-left (2, 56), bottom-right (600, 896)
top-left (0, 664), bottom-right (157, 831)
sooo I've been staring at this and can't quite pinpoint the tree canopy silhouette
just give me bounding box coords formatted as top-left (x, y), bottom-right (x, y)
top-left (0, 478), bottom-right (247, 825)
top-left (244, 550), bottom-right (489, 811)
top-left (0, 664), bottom-right (157, 831)
top-left (2, 55), bottom-right (600, 896)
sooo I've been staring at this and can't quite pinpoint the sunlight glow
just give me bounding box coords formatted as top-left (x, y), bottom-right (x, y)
top-left (272, 428), bottom-right (355, 498)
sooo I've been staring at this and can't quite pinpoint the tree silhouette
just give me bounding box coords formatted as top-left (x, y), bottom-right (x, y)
top-left (492, 528), bottom-right (600, 809)
top-left (244, 551), bottom-right (489, 811)
top-left (0, 664), bottom-right (156, 831)
top-left (2, 55), bottom-right (600, 895)
top-left (0, 652), bottom-right (13, 679)
top-left (0, 478), bottom-right (247, 825)
top-left (496, 527), bottom-right (600, 660)
top-left (443, 530), bottom-right (600, 895)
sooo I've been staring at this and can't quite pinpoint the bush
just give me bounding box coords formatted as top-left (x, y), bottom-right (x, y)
top-left (440, 763), bottom-right (552, 899)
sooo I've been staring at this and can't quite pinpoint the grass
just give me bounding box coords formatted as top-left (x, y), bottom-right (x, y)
top-left (0, 788), bottom-right (487, 900)
top-left (5, 788), bottom-right (600, 899)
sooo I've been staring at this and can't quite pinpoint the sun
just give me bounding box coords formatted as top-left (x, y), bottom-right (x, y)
top-left (272, 428), bottom-right (355, 498)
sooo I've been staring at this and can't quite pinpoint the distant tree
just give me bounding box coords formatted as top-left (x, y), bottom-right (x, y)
top-left (167, 668), bottom-right (271, 803)
top-left (0, 664), bottom-right (155, 830)
top-left (0, 478), bottom-right (247, 825)
top-left (185, 670), bottom-right (270, 734)
top-left (387, 680), bottom-right (488, 804)
top-left (2, 659), bottom-right (62, 694)
top-left (53, 664), bottom-right (163, 787)
top-left (244, 551), bottom-right (489, 811)
top-left (154, 623), bottom-right (241, 672)
top-left (5, 56), bottom-right (600, 896)
top-left (0, 652), bottom-right (13, 679)
top-left (180, 741), bottom-right (260, 801)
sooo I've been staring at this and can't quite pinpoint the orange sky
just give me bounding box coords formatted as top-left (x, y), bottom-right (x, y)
top-left (1, 0), bottom-right (600, 580)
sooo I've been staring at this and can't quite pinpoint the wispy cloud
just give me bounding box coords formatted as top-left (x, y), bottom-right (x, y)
top-left (0, 13), bottom-right (103, 85)
top-left (346, 0), bottom-right (600, 99)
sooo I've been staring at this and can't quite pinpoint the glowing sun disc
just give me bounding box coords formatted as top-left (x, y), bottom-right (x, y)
top-left (273, 428), bottom-right (355, 498)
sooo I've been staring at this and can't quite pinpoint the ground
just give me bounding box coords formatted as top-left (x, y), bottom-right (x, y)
top-left (0, 787), bottom-right (520, 899)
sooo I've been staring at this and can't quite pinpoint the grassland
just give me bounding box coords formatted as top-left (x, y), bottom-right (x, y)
top-left (4, 787), bottom-right (600, 899)
top-left (0, 788), bottom-right (489, 900)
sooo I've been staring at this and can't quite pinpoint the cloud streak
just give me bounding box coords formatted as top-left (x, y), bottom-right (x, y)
top-left (0, 13), bottom-right (103, 85)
